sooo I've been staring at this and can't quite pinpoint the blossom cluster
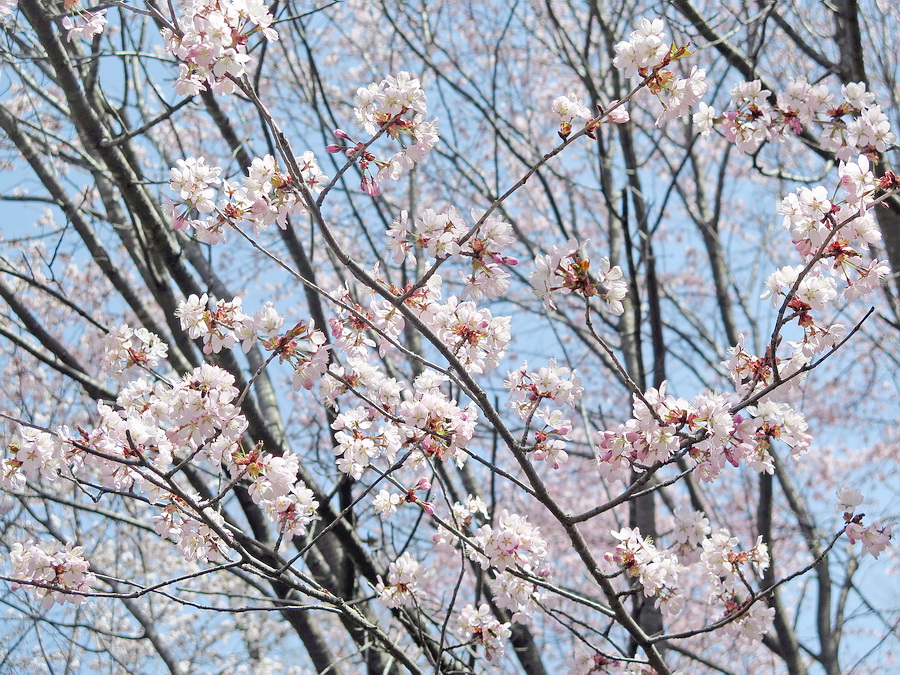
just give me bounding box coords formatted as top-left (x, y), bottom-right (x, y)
top-left (10, 540), bottom-right (96, 610)
top-left (100, 324), bottom-right (170, 381)
top-left (3, 425), bottom-right (65, 492)
top-left (372, 477), bottom-right (433, 521)
top-left (386, 207), bottom-right (519, 301)
top-left (329, 369), bottom-right (478, 478)
top-left (167, 153), bottom-right (327, 243)
top-left (613, 17), bottom-right (708, 127)
top-left (597, 385), bottom-right (758, 483)
top-left (163, 0), bottom-right (278, 96)
top-left (604, 523), bottom-right (774, 639)
top-left (551, 92), bottom-right (630, 140)
top-left (329, 269), bottom-right (511, 374)
top-left (470, 508), bottom-right (548, 575)
top-left (330, 72), bottom-right (439, 196)
top-left (242, 451), bottom-right (319, 540)
top-left (456, 603), bottom-right (512, 662)
top-left (431, 494), bottom-right (489, 551)
top-left (607, 526), bottom-right (686, 618)
top-left (738, 156), bottom-right (892, 387)
top-left (375, 552), bottom-right (425, 608)
top-left (612, 18), bottom-right (669, 78)
top-left (837, 487), bottom-right (893, 558)
top-left (62, 2), bottom-right (107, 42)
top-left (490, 569), bottom-right (547, 622)
top-left (429, 297), bottom-right (511, 375)
top-left (700, 529), bottom-right (775, 643)
top-left (151, 498), bottom-right (232, 564)
top-left (698, 78), bottom-right (895, 157)
top-left (6, 357), bottom-right (320, 566)
top-left (398, 372), bottom-right (478, 466)
top-left (504, 359), bottom-right (584, 468)
top-left (331, 407), bottom-right (401, 480)
top-left (701, 529), bottom-right (770, 594)
top-left (530, 238), bottom-right (627, 313)
top-left (174, 294), bottom-right (330, 390)
top-left (327, 278), bottom-right (409, 360)
top-left (670, 506), bottom-right (712, 564)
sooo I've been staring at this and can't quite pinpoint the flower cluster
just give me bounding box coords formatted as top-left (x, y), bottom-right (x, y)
top-left (470, 509), bottom-right (548, 576)
top-left (152, 499), bottom-right (232, 564)
top-left (700, 529), bottom-right (774, 643)
top-left (837, 488), bottom-right (894, 558)
top-left (505, 359), bottom-right (584, 468)
top-left (597, 385), bottom-right (752, 483)
top-left (430, 297), bottom-right (511, 375)
top-left (746, 400), bottom-right (812, 461)
top-left (505, 357), bottom-right (583, 406)
top-left (653, 65), bottom-right (708, 127)
top-left (612, 17), bottom-right (706, 127)
top-left (531, 239), bottom-right (627, 313)
top-left (331, 407), bottom-right (402, 480)
top-left (333, 72), bottom-right (438, 196)
top-left (167, 154), bottom-right (327, 243)
top-left (16, 354), bottom-right (321, 563)
top-left (163, 0), bottom-right (278, 96)
top-left (398, 372), bottom-right (478, 466)
top-left (612, 18), bottom-right (669, 78)
top-left (669, 506), bottom-right (712, 564)
top-left (551, 92), bottom-right (591, 138)
top-left (432, 494), bottom-right (489, 550)
top-left (174, 294), bottom-right (329, 389)
top-left (701, 529), bottom-right (770, 593)
top-left (386, 207), bottom-right (519, 300)
top-left (723, 157), bottom-right (893, 406)
top-left (373, 477), bottom-right (433, 521)
top-left (327, 279), bottom-right (407, 359)
top-left (3, 425), bottom-right (65, 492)
top-left (375, 552), bottom-right (425, 608)
top-left (719, 601), bottom-right (777, 645)
top-left (62, 2), bottom-right (107, 42)
top-left (606, 527), bottom-right (686, 618)
top-left (701, 78), bottom-right (895, 158)
top-left (491, 570), bottom-right (546, 622)
top-left (4, 363), bottom-right (249, 503)
top-left (456, 603), bottom-right (512, 663)
top-left (551, 93), bottom-right (591, 123)
top-left (10, 540), bottom-right (96, 609)
top-left (242, 451), bottom-right (319, 540)
top-left (175, 294), bottom-right (254, 355)
top-left (100, 324), bottom-right (169, 381)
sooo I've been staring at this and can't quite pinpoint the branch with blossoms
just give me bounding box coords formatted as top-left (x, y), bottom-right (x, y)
top-left (3, 4), bottom-right (899, 674)
top-left (156, 14), bottom-right (894, 672)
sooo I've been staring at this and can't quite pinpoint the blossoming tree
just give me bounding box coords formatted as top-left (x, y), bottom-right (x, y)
top-left (0, 0), bottom-right (897, 673)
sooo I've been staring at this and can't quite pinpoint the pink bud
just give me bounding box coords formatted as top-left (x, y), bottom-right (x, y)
top-left (325, 144), bottom-right (343, 153)
top-left (333, 128), bottom-right (351, 140)
top-left (415, 477), bottom-right (432, 491)
top-left (361, 176), bottom-right (381, 197)
top-left (492, 253), bottom-right (519, 266)
top-left (419, 500), bottom-right (435, 515)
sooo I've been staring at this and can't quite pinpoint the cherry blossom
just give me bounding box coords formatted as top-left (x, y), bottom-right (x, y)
top-left (613, 18), bottom-right (669, 78)
top-left (163, 0), bottom-right (278, 95)
top-left (10, 540), bottom-right (96, 609)
top-left (456, 603), bottom-right (512, 662)
top-left (375, 552), bottom-right (425, 608)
